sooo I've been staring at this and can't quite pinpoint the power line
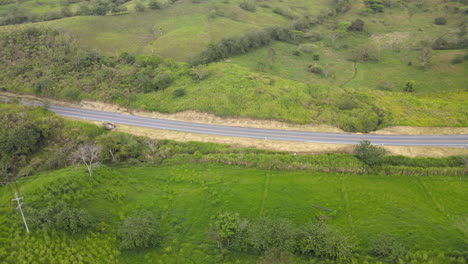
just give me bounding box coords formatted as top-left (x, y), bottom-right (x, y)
top-left (12, 191), bottom-right (29, 233)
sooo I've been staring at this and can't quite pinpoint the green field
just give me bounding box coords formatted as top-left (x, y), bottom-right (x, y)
top-left (1, 163), bottom-right (467, 263)
top-left (0, 102), bottom-right (467, 263)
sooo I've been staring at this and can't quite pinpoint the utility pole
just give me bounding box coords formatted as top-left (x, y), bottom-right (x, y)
top-left (12, 191), bottom-right (29, 233)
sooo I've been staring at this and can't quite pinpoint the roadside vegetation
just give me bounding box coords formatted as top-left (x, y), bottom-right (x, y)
top-left (1, 102), bottom-right (467, 263)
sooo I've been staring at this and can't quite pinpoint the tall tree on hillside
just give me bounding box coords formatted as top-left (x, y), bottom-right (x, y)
top-left (419, 47), bottom-right (432, 69)
top-left (70, 143), bottom-right (102, 177)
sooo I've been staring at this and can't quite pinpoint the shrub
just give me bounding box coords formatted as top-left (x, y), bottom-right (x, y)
top-left (54, 207), bottom-right (94, 233)
top-left (172, 88), bottom-right (185, 97)
top-left (273, 7), bottom-right (296, 19)
top-left (349, 44), bottom-right (379, 62)
top-left (332, 0), bottom-right (352, 13)
top-left (258, 248), bottom-right (293, 264)
top-left (348, 19), bottom-right (365, 32)
top-left (239, 0), bottom-right (256, 12)
top-left (135, 1), bottom-right (146, 12)
top-left (118, 211), bottom-right (161, 250)
top-left (152, 73), bottom-right (172, 90)
top-left (34, 77), bottom-right (54, 96)
top-left (297, 222), bottom-right (353, 263)
top-left (370, 234), bottom-right (406, 261)
top-left (211, 212), bottom-right (243, 249)
top-left (189, 65), bottom-right (212, 80)
top-left (308, 64), bottom-right (323, 74)
top-left (404, 80), bottom-right (415, 92)
top-left (434, 17), bottom-right (447, 25)
top-left (354, 140), bottom-right (385, 167)
top-left (451, 54), bottom-right (464, 64)
top-left (312, 53), bottom-right (320, 60)
top-left (246, 218), bottom-right (296, 253)
top-left (148, 0), bottom-right (161, 9)
top-left (365, 0), bottom-right (384, 12)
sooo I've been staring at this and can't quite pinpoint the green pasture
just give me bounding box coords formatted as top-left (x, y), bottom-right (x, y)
top-left (1, 163), bottom-right (467, 263)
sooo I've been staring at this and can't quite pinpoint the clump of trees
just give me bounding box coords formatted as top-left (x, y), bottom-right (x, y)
top-left (0, 104), bottom-right (63, 180)
top-left (210, 212), bottom-right (354, 263)
top-left (29, 202), bottom-right (94, 233)
top-left (0, 0), bottom-right (130, 26)
top-left (192, 26), bottom-right (306, 64)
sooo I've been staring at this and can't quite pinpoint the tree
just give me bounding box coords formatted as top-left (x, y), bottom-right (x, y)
top-left (349, 44), bottom-right (379, 62)
top-left (246, 218), bottom-right (296, 253)
top-left (354, 140), bottom-right (385, 167)
top-left (419, 47), bottom-right (432, 68)
top-left (348, 19), bottom-right (365, 32)
top-left (404, 80), bottom-right (415, 92)
top-left (297, 222), bottom-right (353, 263)
top-left (211, 212), bottom-right (242, 249)
top-left (118, 212), bottom-right (161, 250)
top-left (70, 143), bottom-right (102, 176)
top-left (239, 0), bottom-right (256, 12)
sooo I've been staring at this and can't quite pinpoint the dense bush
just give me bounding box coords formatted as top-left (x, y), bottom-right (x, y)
top-left (118, 212), bottom-right (161, 250)
top-left (0, 104), bottom-right (63, 178)
top-left (434, 17), bottom-right (447, 25)
top-left (246, 218), bottom-right (296, 253)
top-left (370, 234), bottom-right (406, 262)
top-left (451, 54), bottom-right (465, 64)
top-left (349, 44), bottom-right (379, 62)
top-left (332, 0), bottom-right (352, 13)
top-left (348, 19), bottom-right (365, 32)
top-left (365, 0), bottom-right (384, 12)
top-left (239, 0), bottom-right (256, 12)
top-left (404, 80), bottom-right (415, 92)
top-left (297, 222), bottom-right (353, 263)
top-left (148, 0), bottom-right (161, 9)
top-left (211, 212), bottom-right (244, 249)
top-left (354, 140), bottom-right (386, 167)
top-left (29, 202), bottom-right (94, 233)
top-left (172, 88), bottom-right (186, 97)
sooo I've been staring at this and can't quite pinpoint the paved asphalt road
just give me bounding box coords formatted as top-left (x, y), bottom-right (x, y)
top-left (41, 104), bottom-right (468, 147)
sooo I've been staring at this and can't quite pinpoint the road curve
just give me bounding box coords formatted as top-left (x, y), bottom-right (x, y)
top-left (38, 104), bottom-right (468, 147)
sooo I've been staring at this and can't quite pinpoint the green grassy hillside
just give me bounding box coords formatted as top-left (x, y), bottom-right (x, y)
top-left (0, 0), bottom-right (466, 131)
